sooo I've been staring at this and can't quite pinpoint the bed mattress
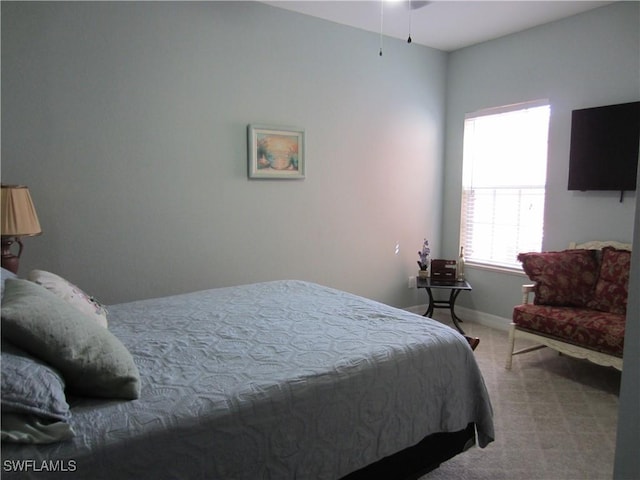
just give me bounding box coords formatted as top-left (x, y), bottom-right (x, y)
top-left (1, 280), bottom-right (494, 479)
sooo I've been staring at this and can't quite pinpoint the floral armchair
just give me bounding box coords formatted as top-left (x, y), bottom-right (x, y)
top-left (506, 241), bottom-right (632, 371)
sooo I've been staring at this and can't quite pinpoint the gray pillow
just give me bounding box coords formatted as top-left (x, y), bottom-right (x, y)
top-left (1, 267), bottom-right (17, 299)
top-left (1, 279), bottom-right (140, 399)
top-left (1, 340), bottom-right (70, 421)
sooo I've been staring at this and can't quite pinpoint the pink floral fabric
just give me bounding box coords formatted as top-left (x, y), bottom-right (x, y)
top-left (587, 247), bottom-right (632, 315)
top-left (518, 250), bottom-right (599, 307)
top-left (513, 304), bottom-right (625, 357)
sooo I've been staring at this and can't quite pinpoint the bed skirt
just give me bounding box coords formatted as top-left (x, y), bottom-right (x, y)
top-left (342, 423), bottom-right (475, 480)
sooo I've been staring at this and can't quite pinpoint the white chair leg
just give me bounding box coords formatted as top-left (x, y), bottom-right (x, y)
top-left (505, 323), bottom-right (516, 370)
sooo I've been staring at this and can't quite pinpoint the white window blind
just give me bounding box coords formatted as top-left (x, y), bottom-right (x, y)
top-left (460, 102), bottom-right (550, 270)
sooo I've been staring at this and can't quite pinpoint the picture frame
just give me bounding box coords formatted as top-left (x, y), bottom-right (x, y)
top-left (247, 124), bottom-right (305, 179)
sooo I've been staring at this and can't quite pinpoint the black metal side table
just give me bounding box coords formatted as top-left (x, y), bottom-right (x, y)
top-left (417, 277), bottom-right (472, 334)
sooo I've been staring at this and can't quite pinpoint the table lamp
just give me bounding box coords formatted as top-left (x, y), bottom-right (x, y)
top-left (1, 185), bottom-right (42, 274)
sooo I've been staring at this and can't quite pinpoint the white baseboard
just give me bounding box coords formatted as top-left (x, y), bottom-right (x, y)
top-left (404, 304), bottom-right (511, 332)
top-left (454, 306), bottom-right (511, 332)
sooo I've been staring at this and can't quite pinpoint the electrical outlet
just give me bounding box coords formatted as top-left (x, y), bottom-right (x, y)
top-left (408, 276), bottom-right (417, 289)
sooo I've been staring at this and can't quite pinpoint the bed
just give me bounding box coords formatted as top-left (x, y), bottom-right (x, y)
top-left (1, 275), bottom-right (494, 479)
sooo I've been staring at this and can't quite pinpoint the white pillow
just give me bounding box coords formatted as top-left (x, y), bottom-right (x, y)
top-left (27, 270), bottom-right (108, 328)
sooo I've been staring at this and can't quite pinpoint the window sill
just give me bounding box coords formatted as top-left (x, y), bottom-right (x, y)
top-left (466, 261), bottom-right (528, 277)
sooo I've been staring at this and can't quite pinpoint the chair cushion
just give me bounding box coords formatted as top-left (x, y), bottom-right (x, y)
top-left (587, 247), bottom-right (632, 315)
top-left (513, 304), bottom-right (625, 357)
top-left (517, 249), bottom-right (599, 307)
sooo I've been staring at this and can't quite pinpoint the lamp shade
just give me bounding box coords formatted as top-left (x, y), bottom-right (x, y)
top-left (1, 185), bottom-right (42, 237)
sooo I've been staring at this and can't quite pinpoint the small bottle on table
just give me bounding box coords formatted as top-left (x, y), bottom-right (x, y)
top-left (457, 246), bottom-right (465, 281)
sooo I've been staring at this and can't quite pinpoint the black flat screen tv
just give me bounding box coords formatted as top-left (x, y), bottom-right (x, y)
top-left (567, 101), bottom-right (640, 191)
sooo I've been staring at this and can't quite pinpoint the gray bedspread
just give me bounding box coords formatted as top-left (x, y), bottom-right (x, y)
top-left (2, 280), bottom-right (494, 479)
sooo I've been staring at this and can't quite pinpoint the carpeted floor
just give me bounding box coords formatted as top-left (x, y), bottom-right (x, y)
top-left (422, 319), bottom-right (621, 480)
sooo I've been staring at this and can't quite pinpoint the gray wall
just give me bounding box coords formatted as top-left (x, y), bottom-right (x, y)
top-left (443, 2), bottom-right (639, 321)
top-left (1, 1), bottom-right (447, 306)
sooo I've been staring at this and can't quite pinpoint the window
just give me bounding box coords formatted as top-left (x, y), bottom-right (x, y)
top-left (460, 101), bottom-right (550, 270)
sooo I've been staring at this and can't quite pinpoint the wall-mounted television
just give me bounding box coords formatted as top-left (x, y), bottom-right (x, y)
top-left (567, 101), bottom-right (640, 192)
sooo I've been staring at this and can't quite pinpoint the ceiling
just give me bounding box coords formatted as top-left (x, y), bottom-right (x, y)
top-left (262, 1), bottom-right (615, 52)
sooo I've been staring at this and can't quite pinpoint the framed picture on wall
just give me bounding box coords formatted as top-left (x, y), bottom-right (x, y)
top-left (247, 124), bottom-right (305, 179)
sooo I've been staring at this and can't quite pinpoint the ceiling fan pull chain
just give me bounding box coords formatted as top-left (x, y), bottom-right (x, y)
top-left (379, 0), bottom-right (384, 56)
top-left (408, 0), bottom-right (413, 43)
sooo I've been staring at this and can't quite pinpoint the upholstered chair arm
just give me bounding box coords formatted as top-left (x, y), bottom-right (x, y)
top-left (521, 284), bottom-right (535, 304)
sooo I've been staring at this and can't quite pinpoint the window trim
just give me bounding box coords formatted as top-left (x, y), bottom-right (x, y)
top-left (460, 99), bottom-right (550, 271)
top-left (464, 99), bottom-right (550, 121)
